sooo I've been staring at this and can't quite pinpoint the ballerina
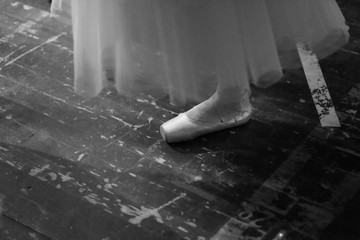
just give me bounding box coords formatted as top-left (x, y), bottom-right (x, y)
top-left (51, 0), bottom-right (349, 143)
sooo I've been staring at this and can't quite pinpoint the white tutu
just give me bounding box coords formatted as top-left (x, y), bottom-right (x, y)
top-left (51, 0), bottom-right (349, 105)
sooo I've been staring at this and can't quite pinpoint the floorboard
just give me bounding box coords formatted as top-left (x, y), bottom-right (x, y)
top-left (0, 0), bottom-right (359, 239)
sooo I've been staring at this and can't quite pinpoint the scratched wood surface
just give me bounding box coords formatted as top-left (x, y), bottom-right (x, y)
top-left (0, 0), bottom-right (359, 240)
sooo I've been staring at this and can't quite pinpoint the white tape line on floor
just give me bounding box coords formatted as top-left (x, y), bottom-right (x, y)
top-left (297, 42), bottom-right (341, 127)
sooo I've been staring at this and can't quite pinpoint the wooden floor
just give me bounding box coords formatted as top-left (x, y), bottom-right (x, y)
top-left (0, 0), bottom-right (360, 239)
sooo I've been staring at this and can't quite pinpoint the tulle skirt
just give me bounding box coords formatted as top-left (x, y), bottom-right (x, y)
top-left (51, 0), bottom-right (349, 105)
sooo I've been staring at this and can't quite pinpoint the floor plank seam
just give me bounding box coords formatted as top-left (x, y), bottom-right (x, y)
top-left (0, 212), bottom-right (52, 240)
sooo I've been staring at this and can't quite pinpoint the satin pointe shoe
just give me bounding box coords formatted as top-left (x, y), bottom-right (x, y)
top-left (160, 92), bottom-right (253, 143)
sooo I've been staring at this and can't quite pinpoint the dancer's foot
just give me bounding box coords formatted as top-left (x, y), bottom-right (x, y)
top-left (160, 90), bottom-right (253, 143)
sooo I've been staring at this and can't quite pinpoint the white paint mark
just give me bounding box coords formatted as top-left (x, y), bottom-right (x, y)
top-left (83, 193), bottom-right (109, 209)
top-left (149, 181), bottom-right (165, 189)
top-left (104, 209), bottom-right (113, 214)
top-left (342, 132), bottom-right (350, 139)
top-left (48, 172), bottom-right (57, 181)
top-left (135, 150), bottom-right (144, 155)
top-left (29, 34), bottom-right (39, 40)
top-left (136, 98), bottom-right (148, 103)
top-left (90, 171), bottom-right (100, 177)
top-left (340, 48), bottom-right (359, 55)
top-left (148, 117), bottom-right (154, 124)
top-left (117, 141), bottom-right (124, 147)
top-left (121, 193), bottom-right (186, 225)
top-left (297, 42), bottom-right (340, 127)
top-left (137, 110), bottom-right (144, 119)
top-left (178, 226), bottom-right (188, 233)
top-left (0, 46), bottom-right (26, 63)
top-left (5, 161), bottom-right (15, 167)
top-left (193, 176), bottom-right (203, 182)
top-left (110, 115), bottom-right (148, 130)
top-left (0, 146), bottom-right (9, 151)
top-left (41, 92), bottom-right (66, 103)
top-left (345, 109), bottom-right (357, 115)
top-left (73, 181), bottom-right (85, 187)
top-left (56, 45), bottom-right (73, 54)
top-left (103, 183), bottom-right (113, 193)
top-left (28, 232), bottom-right (37, 239)
top-left (335, 146), bottom-right (360, 158)
top-left (0, 21), bottom-right (36, 43)
top-left (25, 28), bottom-right (37, 35)
top-left (76, 106), bottom-right (94, 114)
top-left (150, 100), bottom-right (178, 114)
top-left (154, 157), bottom-right (166, 164)
top-left (77, 153), bottom-right (85, 162)
top-left (0, 33), bottom-right (66, 70)
top-left (29, 164), bottom-right (50, 176)
top-left (104, 188), bottom-right (114, 195)
top-left (23, 4), bottom-right (33, 10)
top-left (101, 135), bottom-right (109, 140)
top-left (184, 221), bottom-right (197, 228)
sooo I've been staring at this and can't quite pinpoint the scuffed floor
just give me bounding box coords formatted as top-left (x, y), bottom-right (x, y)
top-left (0, 0), bottom-right (359, 239)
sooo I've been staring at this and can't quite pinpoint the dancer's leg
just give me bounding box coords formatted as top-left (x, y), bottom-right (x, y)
top-left (185, 0), bottom-right (252, 125)
top-left (160, 1), bottom-right (252, 142)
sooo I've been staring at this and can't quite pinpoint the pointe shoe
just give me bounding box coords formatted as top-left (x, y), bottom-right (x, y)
top-left (160, 107), bottom-right (253, 143)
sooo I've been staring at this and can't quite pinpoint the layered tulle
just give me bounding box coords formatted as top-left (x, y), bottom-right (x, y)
top-left (51, 0), bottom-right (349, 105)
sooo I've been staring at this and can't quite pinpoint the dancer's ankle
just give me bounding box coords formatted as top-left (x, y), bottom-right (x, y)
top-left (213, 87), bottom-right (250, 104)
